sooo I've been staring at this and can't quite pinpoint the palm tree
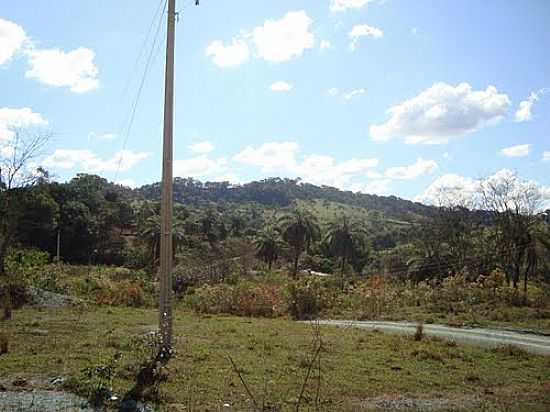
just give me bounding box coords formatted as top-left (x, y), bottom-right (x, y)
top-left (278, 209), bottom-right (320, 278)
top-left (139, 214), bottom-right (185, 264)
top-left (254, 226), bottom-right (283, 270)
top-left (324, 216), bottom-right (367, 288)
top-left (199, 208), bottom-right (218, 246)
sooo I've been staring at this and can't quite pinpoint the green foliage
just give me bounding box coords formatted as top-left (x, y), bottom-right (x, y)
top-left (6, 248), bottom-right (50, 272)
top-left (285, 276), bottom-right (333, 320)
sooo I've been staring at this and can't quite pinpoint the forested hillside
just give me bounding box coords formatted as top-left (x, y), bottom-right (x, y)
top-left (137, 177), bottom-right (436, 221)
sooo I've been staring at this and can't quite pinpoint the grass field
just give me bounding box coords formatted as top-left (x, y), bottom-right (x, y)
top-left (1, 305), bottom-right (550, 411)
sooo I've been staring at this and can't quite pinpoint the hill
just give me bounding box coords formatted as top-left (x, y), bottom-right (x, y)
top-left (136, 177), bottom-right (435, 222)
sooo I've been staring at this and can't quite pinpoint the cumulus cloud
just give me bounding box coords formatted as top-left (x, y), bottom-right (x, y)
top-left (349, 24), bottom-right (383, 51)
top-left (174, 155), bottom-right (227, 178)
top-left (384, 158), bottom-right (438, 180)
top-left (543, 151), bottom-right (550, 162)
top-left (189, 141), bottom-right (214, 154)
top-left (330, 0), bottom-right (373, 12)
top-left (270, 81), bottom-right (293, 92)
top-left (416, 169), bottom-right (550, 210)
top-left (514, 89), bottom-right (548, 122)
top-left (362, 179), bottom-right (391, 195)
top-left (88, 132), bottom-right (116, 141)
top-left (0, 107), bottom-right (48, 142)
top-left (25, 47), bottom-right (99, 93)
top-left (233, 141), bottom-right (378, 190)
top-left (252, 11), bottom-right (315, 63)
top-left (343, 88), bottom-right (366, 100)
top-left (42, 149), bottom-right (148, 172)
top-left (0, 18), bottom-right (26, 65)
top-left (500, 144), bottom-right (530, 158)
top-left (205, 38), bottom-right (250, 67)
top-left (234, 142), bottom-right (298, 172)
top-left (206, 11), bottom-right (315, 67)
top-left (370, 82), bottom-right (511, 144)
top-left (320, 40), bottom-right (332, 50)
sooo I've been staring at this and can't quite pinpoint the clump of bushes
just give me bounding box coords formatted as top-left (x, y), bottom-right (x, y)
top-left (285, 277), bottom-right (335, 320)
top-left (93, 279), bottom-right (146, 307)
top-left (187, 281), bottom-right (283, 317)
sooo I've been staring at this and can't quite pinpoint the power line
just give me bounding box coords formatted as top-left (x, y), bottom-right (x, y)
top-left (113, 0), bottom-right (168, 182)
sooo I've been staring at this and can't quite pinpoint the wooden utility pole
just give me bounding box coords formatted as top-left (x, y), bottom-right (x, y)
top-left (159, 0), bottom-right (176, 355)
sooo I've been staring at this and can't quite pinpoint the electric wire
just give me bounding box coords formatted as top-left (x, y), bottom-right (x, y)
top-left (113, 0), bottom-right (168, 183)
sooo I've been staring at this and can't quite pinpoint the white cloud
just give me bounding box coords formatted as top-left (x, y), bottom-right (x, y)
top-left (0, 18), bottom-right (26, 65)
top-left (234, 141), bottom-right (298, 172)
top-left (343, 88), bottom-right (366, 100)
top-left (270, 81), bottom-right (293, 92)
top-left (514, 89), bottom-right (548, 122)
top-left (206, 38), bottom-right (250, 68)
top-left (320, 40), bottom-right (332, 50)
top-left (416, 169), bottom-right (550, 210)
top-left (252, 11), bottom-right (315, 63)
top-left (0, 107), bottom-right (48, 142)
top-left (500, 144), bottom-right (530, 158)
top-left (213, 173), bottom-right (241, 184)
top-left (330, 0), bottom-right (372, 12)
top-left (174, 155), bottom-right (227, 178)
top-left (189, 141), bottom-right (215, 154)
top-left (89, 132), bottom-right (116, 140)
top-left (233, 141), bottom-right (378, 190)
top-left (349, 24), bottom-right (383, 51)
top-left (328, 87), bottom-right (340, 97)
top-left (416, 174), bottom-right (478, 207)
top-left (385, 158), bottom-right (438, 180)
top-left (42, 149), bottom-right (148, 172)
top-left (25, 47), bottom-right (99, 93)
top-left (363, 179), bottom-right (391, 195)
top-left (370, 82), bottom-right (510, 144)
top-left (543, 151), bottom-right (550, 161)
top-left (207, 11), bottom-right (315, 67)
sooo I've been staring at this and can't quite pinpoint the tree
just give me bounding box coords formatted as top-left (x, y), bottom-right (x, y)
top-left (254, 226), bottom-right (283, 270)
top-left (139, 213), bottom-right (185, 265)
top-left (324, 216), bottom-right (367, 288)
top-left (0, 129), bottom-right (49, 319)
top-left (479, 171), bottom-right (543, 297)
top-left (278, 209), bottom-right (320, 278)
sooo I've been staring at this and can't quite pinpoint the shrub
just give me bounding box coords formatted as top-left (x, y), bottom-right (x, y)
top-left (5, 249), bottom-right (50, 273)
top-left (347, 281), bottom-right (398, 320)
top-left (94, 279), bottom-right (146, 307)
top-left (285, 277), bottom-right (329, 320)
top-left (189, 282), bottom-right (283, 318)
top-left (414, 323), bottom-right (424, 341)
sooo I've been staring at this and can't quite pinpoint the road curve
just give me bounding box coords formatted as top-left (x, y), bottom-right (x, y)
top-left (308, 320), bottom-right (550, 356)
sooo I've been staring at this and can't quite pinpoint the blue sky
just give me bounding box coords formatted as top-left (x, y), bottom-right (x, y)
top-left (1, 0), bottom-right (549, 204)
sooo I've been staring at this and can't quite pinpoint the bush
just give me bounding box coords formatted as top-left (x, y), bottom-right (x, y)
top-left (285, 277), bottom-right (329, 320)
top-left (94, 279), bottom-right (146, 307)
top-left (5, 249), bottom-right (50, 273)
top-left (188, 281), bottom-right (283, 317)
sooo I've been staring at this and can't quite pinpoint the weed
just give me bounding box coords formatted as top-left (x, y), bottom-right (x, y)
top-left (414, 322), bottom-right (424, 341)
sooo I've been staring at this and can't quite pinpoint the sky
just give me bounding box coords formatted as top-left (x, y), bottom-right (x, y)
top-left (1, 0), bottom-right (549, 206)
